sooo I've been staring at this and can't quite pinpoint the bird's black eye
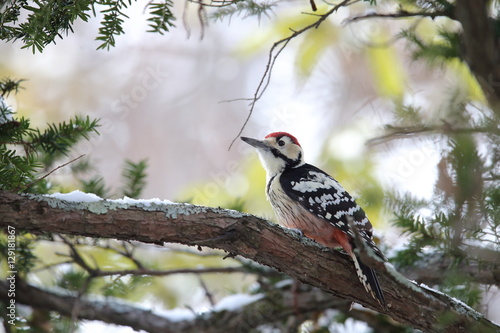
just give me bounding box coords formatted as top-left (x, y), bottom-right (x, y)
top-left (278, 140), bottom-right (285, 147)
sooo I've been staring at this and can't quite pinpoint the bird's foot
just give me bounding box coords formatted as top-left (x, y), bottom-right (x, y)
top-left (288, 228), bottom-right (304, 239)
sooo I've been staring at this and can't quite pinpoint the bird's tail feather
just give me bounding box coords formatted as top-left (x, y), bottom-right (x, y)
top-left (350, 253), bottom-right (386, 308)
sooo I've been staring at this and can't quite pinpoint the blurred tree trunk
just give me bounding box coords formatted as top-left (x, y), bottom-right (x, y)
top-left (455, 0), bottom-right (500, 116)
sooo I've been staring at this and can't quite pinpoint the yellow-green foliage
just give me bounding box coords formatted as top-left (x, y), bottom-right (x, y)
top-left (447, 59), bottom-right (486, 103)
top-left (180, 156), bottom-right (273, 220)
top-left (236, 5), bottom-right (338, 78)
top-left (365, 29), bottom-right (406, 100)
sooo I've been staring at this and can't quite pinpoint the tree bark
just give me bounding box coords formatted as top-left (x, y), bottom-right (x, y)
top-left (0, 190), bottom-right (498, 332)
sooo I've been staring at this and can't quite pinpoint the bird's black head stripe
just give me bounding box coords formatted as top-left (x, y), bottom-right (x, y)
top-left (270, 148), bottom-right (302, 168)
top-left (289, 151), bottom-right (302, 168)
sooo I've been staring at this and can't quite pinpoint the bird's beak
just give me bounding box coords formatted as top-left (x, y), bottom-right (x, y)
top-left (241, 137), bottom-right (269, 150)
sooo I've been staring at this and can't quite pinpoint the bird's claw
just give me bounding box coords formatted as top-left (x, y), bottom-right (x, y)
top-left (288, 228), bottom-right (304, 238)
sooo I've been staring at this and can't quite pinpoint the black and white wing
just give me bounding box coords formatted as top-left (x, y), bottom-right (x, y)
top-left (280, 163), bottom-right (386, 260)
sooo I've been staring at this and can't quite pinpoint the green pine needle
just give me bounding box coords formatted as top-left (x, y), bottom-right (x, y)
top-left (121, 159), bottom-right (148, 198)
top-left (146, 1), bottom-right (176, 35)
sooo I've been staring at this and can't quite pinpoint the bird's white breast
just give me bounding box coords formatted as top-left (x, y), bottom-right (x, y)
top-left (266, 174), bottom-right (340, 248)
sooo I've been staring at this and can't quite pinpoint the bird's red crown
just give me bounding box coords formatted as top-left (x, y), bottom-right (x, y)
top-left (265, 132), bottom-right (301, 147)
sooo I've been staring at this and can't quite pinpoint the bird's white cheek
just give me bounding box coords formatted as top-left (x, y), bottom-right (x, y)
top-left (257, 150), bottom-right (285, 178)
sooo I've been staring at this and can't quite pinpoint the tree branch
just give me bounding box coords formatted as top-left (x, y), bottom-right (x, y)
top-left (55, 241), bottom-right (276, 278)
top-left (0, 278), bottom-right (350, 333)
top-left (367, 123), bottom-right (499, 146)
top-left (345, 9), bottom-right (452, 24)
top-left (0, 190), bottom-right (498, 332)
top-left (396, 252), bottom-right (500, 287)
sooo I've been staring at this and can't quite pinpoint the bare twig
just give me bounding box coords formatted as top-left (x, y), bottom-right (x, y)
top-left (18, 154), bottom-right (85, 192)
top-left (188, 0), bottom-right (238, 7)
top-left (70, 276), bottom-right (93, 333)
top-left (367, 124), bottom-right (498, 146)
top-left (79, 266), bottom-right (259, 278)
top-left (228, 0), bottom-right (354, 150)
top-left (197, 0), bottom-right (207, 40)
top-left (32, 259), bottom-right (74, 273)
top-left (183, 0), bottom-right (192, 38)
top-left (198, 276), bottom-right (216, 306)
top-left (344, 9), bottom-right (452, 24)
top-left (0, 140), bottom-right (33, 146)
top-left (58, 235), bottom-right (263, 278)
top-left (101, 240), bottom-right (145, 269)
top-left (58, 236), bottom-right (95, 333)
top-left (59, 234), bottom-right (98, 275)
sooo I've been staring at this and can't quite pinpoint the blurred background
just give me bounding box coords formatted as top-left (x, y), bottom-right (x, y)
top-left (1, 0), bottom-right (498, 332)
top-left (0, 1), bottom-right (449, 206)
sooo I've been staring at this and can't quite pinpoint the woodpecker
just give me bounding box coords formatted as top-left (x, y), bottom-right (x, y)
top-left (241, 132), bottom-right (386, 307)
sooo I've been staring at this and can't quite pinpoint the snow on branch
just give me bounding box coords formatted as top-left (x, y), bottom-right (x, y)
top-left (0, 190), bottom-right (499, 333)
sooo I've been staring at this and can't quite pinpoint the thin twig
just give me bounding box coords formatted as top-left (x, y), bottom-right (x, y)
top-left (79, 266), bottom-right (254, 277)
top-left (218, 97), bottom-right (254, 103)
top-left (58, 234), bottom-right (94, 333)
top-left (198, 0), bottom-right (207, 40)
top-left (227, 0), bottom-right (354, 150)
top-left (70, 276), bottom-right (93, 333)
top-left (198, 276), bottom-right (216, 306)
top-left (344, 9), bottom-right (452, 24)
top-left (57, 236), bottom-right (279, 278)
top-left (183, 0), bottom-right (192, 38)
top-left (59, 234), bottom-right (98, 275)
top-left (18, 154), bottom-right (85, 192)
top-left (189, 0), bottom-right (238, 7)
top-left (367, 124), bottom-right (498, 146)
top-left (31, 259), bottom-right (74, 273)
top-left (98, 240), bottom-right (145, 269)
top-left (0, 140), bottom-right (33, 145)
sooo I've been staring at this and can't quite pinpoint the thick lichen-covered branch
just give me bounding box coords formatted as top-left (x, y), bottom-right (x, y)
top-left (0, 190), bottom-right (498, 332)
